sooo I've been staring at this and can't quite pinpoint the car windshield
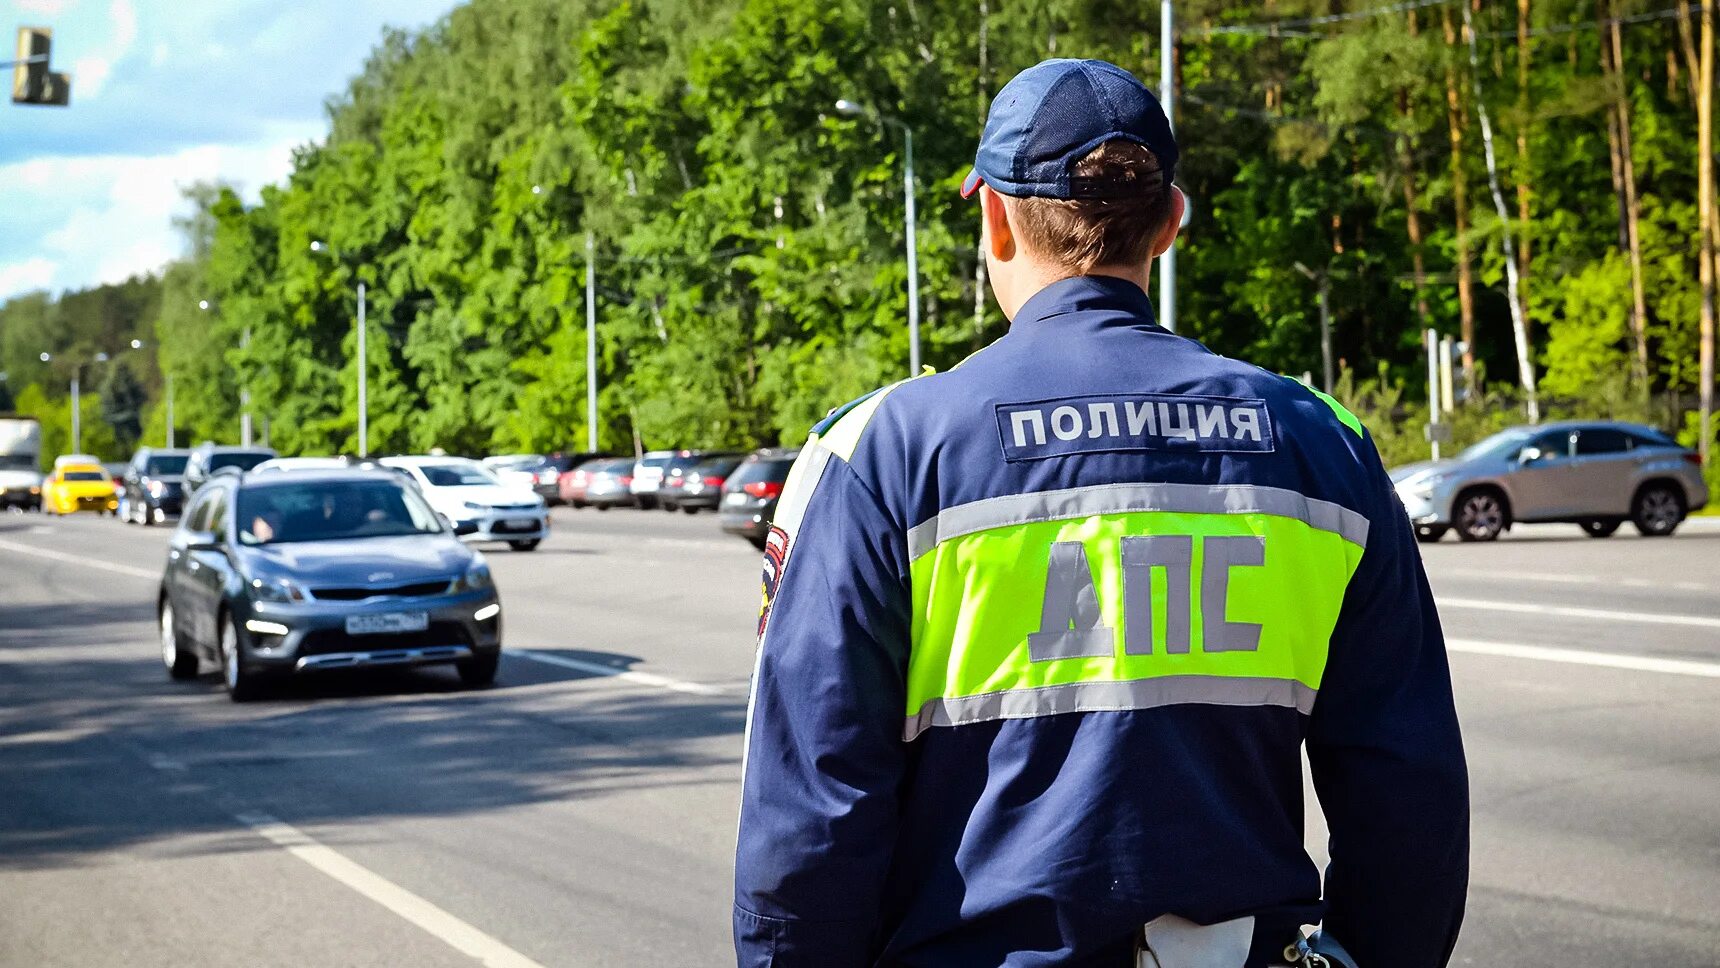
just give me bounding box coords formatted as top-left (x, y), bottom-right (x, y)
top-left (419, 463), bottom-right (499, 487)
top-left (63, 470), bottom-right (106, 481)
top-left (695, 458), bottom-right (742, 477)
top-left (209, 452), bottom-right (273, 472)
top-left (1455, 430), bottom-right (1534, 462)
top-left (0, 455), bottom-right (35, 472)
top-left (146, 455), bottom-right (189, 475)
top-left (729, 457), bottom-right (795, 485)
top-left (237, 479), bottom-right (443, 545)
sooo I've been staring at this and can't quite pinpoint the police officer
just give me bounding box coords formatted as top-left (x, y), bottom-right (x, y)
top-left (734, 58), bottom-right (1468, 968)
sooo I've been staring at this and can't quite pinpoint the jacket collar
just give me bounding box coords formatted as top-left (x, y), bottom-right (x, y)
top-left (1010, 274), bottom-right (1165, 333)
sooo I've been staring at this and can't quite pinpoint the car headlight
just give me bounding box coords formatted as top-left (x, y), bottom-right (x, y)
top-left (453, 557), bottom-right (494, 592)
top-left (147, 480), bottom-right (164, 497)
top-left (462, 500), bottom-right (489, 512)
top-left (250, 577), bottom-right (309, 603)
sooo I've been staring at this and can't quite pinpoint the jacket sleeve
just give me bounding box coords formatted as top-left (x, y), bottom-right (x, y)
top-left (733, 445), bottom-right (912, 968)
top-left (1307, 435), bottom-right (1470, 968)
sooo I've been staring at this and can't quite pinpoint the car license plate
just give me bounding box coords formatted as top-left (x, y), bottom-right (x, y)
top-left (725, 492), bottom-right (748, 506)
top-left (345, 612), bottom-right (429, 635)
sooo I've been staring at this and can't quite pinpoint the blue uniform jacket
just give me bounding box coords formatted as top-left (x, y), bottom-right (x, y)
top-left (734, 275), bottom-right (1469, 967)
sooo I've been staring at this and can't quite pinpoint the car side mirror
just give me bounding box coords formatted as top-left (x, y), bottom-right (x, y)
top-left (1518, 446), bottom-right (1543, 464)
top-left (186, 539), bottom-right (222, 553)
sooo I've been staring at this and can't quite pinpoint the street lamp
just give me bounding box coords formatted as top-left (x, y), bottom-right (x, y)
top-left (836, 97), bottom-right (921, 376)
top-left (38, 346), bottom-right (133, 454)
top-left (308, 240), bottom-right (370, 458)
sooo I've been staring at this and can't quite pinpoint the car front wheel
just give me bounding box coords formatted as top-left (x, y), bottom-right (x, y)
top-left (1580, 518), bottom-right (1621, 538)
top-left (1632, 484), bottom-right (1685, 537)
top-left (1454, 490), bottom-right (1507, 542)
top-left (221, 615), bottom-right (263, 702)
top-left (160, 601), bottom-right (199, 680)
top-left (508, 539), bottom-right (541, 552)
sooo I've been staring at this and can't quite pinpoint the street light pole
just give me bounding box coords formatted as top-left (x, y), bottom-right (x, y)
top-left (70, 369), bottom-right (80, 454)
top-left (835, 99), bottom-right (922, 376)
top-left (240, 326), bottom-right (252, 447)
top-left (1158, 0), bottom-right (1177, 333)
top-left (165, 374), bottom-right (175, 448)
top-left (901, 123), bottom-right (921, 375)
top-left (585, 231), bottom-right (598, 453)
top-left (357, 282), bottom-right (368, 459)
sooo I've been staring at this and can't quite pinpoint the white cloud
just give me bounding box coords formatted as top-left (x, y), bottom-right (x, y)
top-left (0, 120), bottom-right (322, 301)
top-left (71, 55), bottom-right (112, 98)
top-left (16, 0), bottom-right (76, 15)
top-left (0, 259), bottom-right (57, 297)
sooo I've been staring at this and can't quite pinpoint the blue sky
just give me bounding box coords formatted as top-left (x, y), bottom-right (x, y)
top-left (0, 0), bottom-right (453, 301)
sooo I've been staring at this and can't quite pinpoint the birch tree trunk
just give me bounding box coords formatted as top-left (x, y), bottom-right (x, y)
top-left (1515, 0), bottom-right (1534, 340)
top-left (1608, 1), bottom-right (1652, 387)
top-left (1463, 2), bottom-right (1540, 423)
top-left (1701, 0), bottom-right (1715, 466)
top-left (1444, 5), bottom-right (1478, 394)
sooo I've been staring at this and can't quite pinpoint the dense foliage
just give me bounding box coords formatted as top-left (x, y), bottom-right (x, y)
top-left (2, 0), bottom-right (1716, 481)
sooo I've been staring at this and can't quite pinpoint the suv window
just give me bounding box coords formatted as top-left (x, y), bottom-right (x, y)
top-left (1575, 428), bottom-right (1632, 455)
top-left (205, 488), bottom-right (231, 538)
top-left (183, 491), bottom-right (215, 531)
top-left (1527, 430), bottom-right (1573, 459)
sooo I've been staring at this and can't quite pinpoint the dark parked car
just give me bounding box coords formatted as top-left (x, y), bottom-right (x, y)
top-left (719, 449), bottom-right (799, 548)
top-left (660, 454), bottom-right (744, 514)
top-left (568, 457), bottom-right (636, 509)
top-left (184, 443), bottom-right (276, 494)
top-left (157, 468), bottom-right (502, 700)
top-left (122, 447), bottom-right (191, 526)
top-left (656, 451), bottom-right (742, 512)
top-left (533, 451), bottom-right (614, 505)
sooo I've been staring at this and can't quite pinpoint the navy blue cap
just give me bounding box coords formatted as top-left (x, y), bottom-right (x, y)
top-left (961, 58), bottom-right (1178, 201)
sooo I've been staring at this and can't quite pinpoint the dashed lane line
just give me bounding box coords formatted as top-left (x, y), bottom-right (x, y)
top-left (235, 812), bottom-right (549, 968)
top-left (1438, 596), bottom-right (1720, 630)
top-left (509, 648), bottom-right (726, 696)
top-left (0, 536), bottom-right (160, 581)
top-left (1447, 638), bottom-right (1720, 678)
top-left (1439, 568), bottom-right (1710, 594)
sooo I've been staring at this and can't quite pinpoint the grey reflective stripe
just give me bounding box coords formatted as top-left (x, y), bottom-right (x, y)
top-left (1201, 535), bottom-right (1265, 652)
top-left (1028, 541), bottom-right (1114, 661)
top-left (903, 675), bottom-right (1316, 741)
top-left (905, 482), bottom-right (1369, 561)
top-left (1120, 535), bottom-right (1193, 655)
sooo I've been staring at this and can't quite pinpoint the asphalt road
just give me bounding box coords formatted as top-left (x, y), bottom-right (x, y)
top-left (1, 505), bottom-right (1717, 967)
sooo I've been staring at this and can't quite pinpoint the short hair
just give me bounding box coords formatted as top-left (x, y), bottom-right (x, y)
top-left (1005, 140), bottom-right (1175, 274)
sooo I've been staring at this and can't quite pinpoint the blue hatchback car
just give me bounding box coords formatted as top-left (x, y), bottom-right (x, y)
top-left (157, 468), bottom-right (502, 700)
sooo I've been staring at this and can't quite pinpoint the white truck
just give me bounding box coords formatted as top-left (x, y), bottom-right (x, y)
top-left (0, 415), bottom-right (43, 511)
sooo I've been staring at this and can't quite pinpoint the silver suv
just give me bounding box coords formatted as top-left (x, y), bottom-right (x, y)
top-left (1391, 421), bottom-right (1708, 542)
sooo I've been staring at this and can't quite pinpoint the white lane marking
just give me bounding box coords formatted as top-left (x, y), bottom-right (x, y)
top-left (1440, 568), bottom-right (1710, 593)
top-left (1439, 596), bottom-right (1720, 630)
top-left (0, 537), bottom-right (159, 580)
top-left (235, 812), bottom-right (547, 968)
top-left (509, 649), bottom-right (725, 696)
top-left (1448, 638), bottom-right (1720, 678)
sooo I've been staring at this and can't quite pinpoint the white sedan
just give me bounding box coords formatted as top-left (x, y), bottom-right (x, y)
top-left (380, 456), bottom-right (549, 551)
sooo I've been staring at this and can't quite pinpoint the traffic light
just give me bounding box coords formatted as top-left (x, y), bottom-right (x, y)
top-left (12, 28), bottom-right (71, 107)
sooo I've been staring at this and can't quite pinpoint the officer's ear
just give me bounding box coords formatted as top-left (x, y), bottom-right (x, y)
top-left (980, 186), bottom-right (1016, 262)
top-left (1149, 187), bottom-right (1186, 260)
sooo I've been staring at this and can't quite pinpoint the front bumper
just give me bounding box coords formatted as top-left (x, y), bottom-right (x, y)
top-left (239, 589), bottom-right (502, 674)
top-left (447, 509), bottom-right (550, 543)
top-left (1394, 484), bottom-right (1449, 527)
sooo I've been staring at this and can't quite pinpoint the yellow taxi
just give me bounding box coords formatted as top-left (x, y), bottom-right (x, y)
top-left (42, 462), bottom-right (119, 516)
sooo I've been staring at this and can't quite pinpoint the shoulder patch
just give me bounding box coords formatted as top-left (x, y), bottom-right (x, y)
top-left (1284, 377), bottom-right (1365, 438)
top-left (811, 388), bottom-right (883, 438)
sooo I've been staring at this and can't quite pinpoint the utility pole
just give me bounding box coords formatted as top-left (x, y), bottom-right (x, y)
top-left (586, 231), bottom-right (598, 452)
top-left (70, 370), bottom-right (80, 454)
top-left (1158, 0), bottom-right (1177, 333)
top-left (357, 282), bottom-right (367, 458)
top-left (1701, 0), bottom-right (1715, 467)
top-left (165, 375), bottom-right (174, 448)
top-left (902, 124), bottom-right (921, 376)
top-left (1426, 328), bottom-right (1443, 461)
top-left (239, 326), bottom-right (252, 447)
top-left (1293, 262), bottom-right (1332, 393)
